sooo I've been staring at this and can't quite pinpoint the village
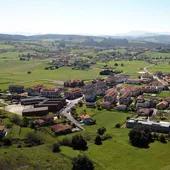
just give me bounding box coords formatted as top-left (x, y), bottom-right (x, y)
top-left (1, 68), bottom-right (170, 138)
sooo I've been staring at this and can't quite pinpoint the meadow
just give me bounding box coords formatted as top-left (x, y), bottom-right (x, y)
top-left (1, 108), bottom-right (170, 170)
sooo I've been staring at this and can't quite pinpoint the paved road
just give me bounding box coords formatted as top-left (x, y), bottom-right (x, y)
top-left (144, 64), bottom-right (168, 86)
top-left (61, 97), bottom-right (84, 130)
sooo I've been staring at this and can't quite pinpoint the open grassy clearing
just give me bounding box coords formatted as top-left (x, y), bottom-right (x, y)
top-left (147, 63), bottom-right (170, 73)
top-left (0, 44), bottom-right (15, 49)
top-left (157, 91), bottom-right (170, 98)
top-left (145, 51), bottom-right (170, 59)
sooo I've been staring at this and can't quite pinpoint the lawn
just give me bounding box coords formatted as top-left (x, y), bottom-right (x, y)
top-left (147, 63), bottom-right (170, 73)
top-left (157, 91), bottom-right (170, 98)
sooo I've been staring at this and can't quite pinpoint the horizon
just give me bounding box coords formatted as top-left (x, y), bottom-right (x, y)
top-left (1, 0), bottom-right (170, 35)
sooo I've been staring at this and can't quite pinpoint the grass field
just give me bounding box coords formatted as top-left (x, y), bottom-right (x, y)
top-left (147, 63), bottom-right (170, 73)
top-left (94, 60), bottom-right (148, 77)
top-left (144, 51), bottom-right (170, 59)
top-left (157, 91), bottom-right (170, 98)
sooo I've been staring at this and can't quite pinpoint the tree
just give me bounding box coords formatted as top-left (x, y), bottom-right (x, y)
top-left (52, 143), bottom-right (61, 152)
top-left (72, 135), bottom-right (87, 150)
top-left (94, 135), bottom-right (102, 145)
top-left (114, 63), bottom-right (118, 66)
top-left (21, 117), bottom-right (29, 127)
top-left (10, 114), bottom-right (21, 126)
top-left (27, 71), bottom-right (31, 74)
top-left (115, 123), bottom-right (121, 128)
top-left (129, 126), bottom-right (153, 148)
top-left (97, 127), bottom-right (106, 135)
top-left (121, 63), bottom-right (124, 66)
top-left (72, 155), bottom-right (94, 170)
top-left (25, 132), bottom-right (43, 146)
top-left (78, 100), bottom-right (83, 107)
top-left (159, 135), bottom-right (167, 143)
top-left (2, 137), bottom-right (12, 146)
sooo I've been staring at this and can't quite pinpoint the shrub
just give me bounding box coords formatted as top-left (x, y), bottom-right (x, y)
top-left (101, 134), bottom-right (112, 141)
top-left (2, 137), bottom-right (12, 146)
top-left (115, 123), bottom-right (121, 128)
top-left (5, 123), bottom-right (13, 129)
top-left (97, 127), bottom-right (106, 135)
top-left (72, 135), bottom-right (87, 150)
top-left (10, 114), bottom-right (21, 126)
top-left (25, 132), bottom-right (43, 146)
top-left (72, 155), bottom-right (94, 170)
top-left (52, 143), bottom-right (61, 153)
top-left (159, 135), bottom-right (167, 143)
top-left (94, 135), bottom-right (102, 145)
top-left (60, 137), bottom-right (72, 147)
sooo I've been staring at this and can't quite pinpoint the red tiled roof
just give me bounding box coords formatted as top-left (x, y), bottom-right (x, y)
top-left (51, 124), bottom-right (72, 133)
top-left (40, 87), bottom-right (60, 92)
top-left (0, 125), bottom-right (5, 131)
top-left (80, 114), bottom-right (91, 119)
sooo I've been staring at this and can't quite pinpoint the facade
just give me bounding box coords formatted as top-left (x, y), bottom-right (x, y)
top-left (126, 118), bottom-right (170, 133)
top-left (127, 78), bottom-right (142, 85)
top-left (137, 108), bottom-right (153, 116)
top-left (27, 84), bottom-right (46, 96)
top-left (64, 80), bottom-right (84, 87)
top-left (22, 107), bottom-right (48, 117)
top-left (65, 88), bottom-right (82, 99)
top-left (119, 92), bottom-right (132, 105)
top-left (84, 91), bottom-right (97, 102)
top-left (104, 89), bottom-right (117, 104)
top-left (116, 104), bottom-right (127, 111)
top-left (9, 85), bottom-right (24, 93)
top-left (40, 87), bottom-right (62, 98)
top-left (21, 97), bottom-right (45, 105)
top-left (156, 101), bottom-right (169, 110)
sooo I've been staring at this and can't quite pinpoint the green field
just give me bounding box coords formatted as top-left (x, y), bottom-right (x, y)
top-left (147, 63), bottom-right (170, 73)
top-left (1, 108), bottom-right (170, 170)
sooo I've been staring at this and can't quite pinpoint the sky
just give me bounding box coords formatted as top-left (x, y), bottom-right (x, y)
top-left (0, 0), bottom-right (170, 35)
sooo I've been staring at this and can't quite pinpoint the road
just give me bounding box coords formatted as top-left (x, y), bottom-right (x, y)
top-left (61, 97), bottom-right (84, 130)
top-left (144, 64), bottom-right (168, 86)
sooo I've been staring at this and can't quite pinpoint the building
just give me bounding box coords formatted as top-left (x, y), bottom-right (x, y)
top-left (127, 78), bottom-right (142, 85)
top-left (119, 92), bottom-right (132, 105)
top-left (156, 101), bottom-right (169, 110)
top-left (9, 85), bottom-right (24, 93)
top-left (27, 84), bottom-right (46, 96)
top-left (35, 115), bottom-right (54, 126)
top-left (136, 95), bottom-right (145, 103)
top-left (21, 97), bottom-right (45, 105)
top-left (65, 88), bottom-right (82, 99)
top-left (34, 98), bottom-right (66, 113)
top-left (79, 114), bottom-right (96, 125)
top-left (40, 87), bottom-right (62, 98)
top-left (86, 102), bottom-right (96, 108)
top-left (64, 80), bottom-right (84, 87)
top-left (101, 101), bottom-right (112, 110)
top-left (126, 118), bottom-right (170, 133)
top-left (22, 107), bottom-right (48, 117)
top-left (84, 91), bottom-right (97, 102)
top-left (51, 124), bottom-right (72, 134)
top-left (142, 72), bottom-right (153, 80)
top-left (104, 89), bottom-right (117, 104)
top-left (137, 108), bottom-right (153, 116)
top-left (116, 104), bottom-right (127, 111)
top-left (0, 125), bottom-right (7, 137)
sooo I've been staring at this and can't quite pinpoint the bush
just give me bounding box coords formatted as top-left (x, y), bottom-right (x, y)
top-left (60, 137), bottom-right (72, 147)
top-left (94, 135), bottom-right (102, 145)
top-left (159, 135), bottom-right (167, 143)
top-left (25, 132), bottom-right (43, 146)
top-left (21, 117), bottom-right (29, 127)
top-left (97, 127), bottom-right (106, 135)
top-left (2, 137), bottom-right (12, 146)
top-left (72, 155), bottom-right (94, 170)
top-left (72, 135), bottom-right (87, 150)
top-left (10, 114), bottom-right (21, 126)
top-left (115, 123), bottom-right (121, 128)
top-left (101, 134), bottom-right (112, 141)
top-left (5, 123), bottom-right (13, 129)
top-left (52, 143), bottom-right (61, 153)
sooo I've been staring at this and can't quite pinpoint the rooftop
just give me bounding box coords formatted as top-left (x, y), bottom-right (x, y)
top-left (22, 107), bottom-right (48, 113)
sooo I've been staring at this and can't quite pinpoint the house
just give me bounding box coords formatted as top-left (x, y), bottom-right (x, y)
top-left (64, 80), bottom-right (84, 87)
top-left (35, 115), bottom-right (54, 126)
top-left (40, 87), bottom-right (62, 98)
top-left (156, 101), bottom-right (169, 110)
top-left (22, 107), bottom-right (48, 117)
top-left (127, 78), bottom-right (141, 85)
top-left (21, 97), bottom-right (45, 105)
top-left (131, 87), bottom-right (141, 97)
top-left (140, 86), bottom-right (158, 94)
top-left (86, 102), bottom-right (96, 108)
top-left (166, 97), bottom-right (170, 104)
top-left (137, 108), bottom-right (153, 116)
top-left (136, 95), bottom-right (145, 103)
top-left (9, 85), bottom-right (24, 93)
top-left (65, 88), bottom-right (82, 99)
top-left (0, 125), bottom-right (7, 137)
top-left (27, 84), bottom-right (46, 96)
top-left (119, 92), bottom-right (132, 105)
top-left (116, 104), bottom-right (127, 111)
top-left (142, 72), bottom-right (153, 80)
top-left (136, 102), bottom-right (150, 109)
top-left (84, 91), bottom-right (97, 102)
top-left (101, 101), bottom-right (112, 110)
top-left (104, 89), bottom-right (117, 104)
top-left (51, 124), bottom-right (72, 134)
top-left (79, 114), bottom-right (96, 125)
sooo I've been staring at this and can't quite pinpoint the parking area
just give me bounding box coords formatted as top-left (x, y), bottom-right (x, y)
top-left (4, 104), bottom-right (33, 115)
